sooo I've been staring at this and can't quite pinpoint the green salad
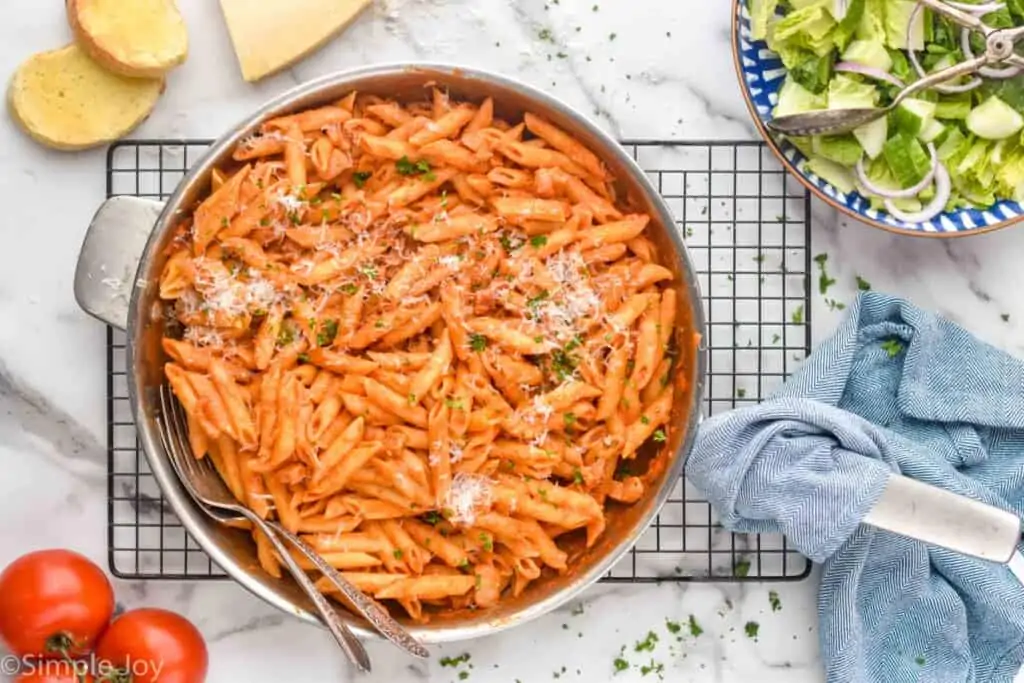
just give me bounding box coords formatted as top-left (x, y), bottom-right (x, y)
top-left (752, 0), bottom-right (1024, 221)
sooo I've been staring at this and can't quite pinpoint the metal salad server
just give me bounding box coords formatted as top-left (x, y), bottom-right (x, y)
top-left (156, 386), bottom-right (431, 671)
top-left (767, 0), bottom-right (1024, 137)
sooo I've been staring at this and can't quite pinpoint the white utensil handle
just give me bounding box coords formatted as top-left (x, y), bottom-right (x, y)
top-left (863, 474), bottom-right (1020, 563)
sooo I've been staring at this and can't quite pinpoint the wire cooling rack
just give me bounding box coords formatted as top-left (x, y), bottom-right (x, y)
top-left (106, 139), bottom-right (812, 582)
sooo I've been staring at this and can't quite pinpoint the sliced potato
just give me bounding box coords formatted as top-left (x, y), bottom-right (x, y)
top-left (8, 44), bottom-right (164, 151)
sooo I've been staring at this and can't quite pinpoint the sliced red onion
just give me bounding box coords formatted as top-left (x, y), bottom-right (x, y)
top-left (961, 27), bottom-right (1023, 79)
top-left (855, 143), bottom-right (938, 199)
top-left (835, 62), bottom-right (906, 88)
top-left (908, 2), bottom-right (983, 93)
top-left (946, 1), bottom-right (1004, 13)
top-left (884, 163), bottom-right (952, 223)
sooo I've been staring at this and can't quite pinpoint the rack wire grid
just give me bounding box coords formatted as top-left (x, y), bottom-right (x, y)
top-left (106, 139), bottom-right (813, 583)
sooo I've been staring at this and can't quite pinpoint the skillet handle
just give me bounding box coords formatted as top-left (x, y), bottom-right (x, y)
top-left (863, 473), bottom-right (1021, 563)
top-left (74, 196), bottom-right (163, 331)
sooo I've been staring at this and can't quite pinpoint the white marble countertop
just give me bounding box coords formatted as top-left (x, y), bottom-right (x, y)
top-left (3, 1), bottom-right (1024, 682)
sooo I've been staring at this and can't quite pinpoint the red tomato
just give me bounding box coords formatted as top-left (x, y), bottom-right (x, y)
top-left (95, 608), bottom-right (208, 683)
top-left (0, 550), bottom-right (115, 657)
top-left (15, 664), bottom-right (95, 683)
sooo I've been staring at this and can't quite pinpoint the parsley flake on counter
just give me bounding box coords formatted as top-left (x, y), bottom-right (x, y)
top-left (613, 658), bottom-right (629, 673)
top-left (880, 338), bottom-right (905, 358)
top-left (440, 654), bottom-right (471, 668)
top-left (1002, 313), bottom-right (1011, 322)
top-left (733, 558), bottom-right (750, 578)
top-left (856, 275), bottom-right (872, 291)
top-left (571, 602), bottom-right (585, 616)
top-left (791, 304), bottom-right (804, 325)
top-left (771, 333), bottom-right (781, 344)
top-left (744, 621), bottom-right (760, 639)
top-left (665, 619), bottom-right (682, 635)
top-left (639, 660), bottom-right (664, 678)
top-left (769, 590), bottom-right (782, 612)
top-left (736, 387), bottom-right (747, 399)
top-left (688, 615), bottom-right (703, 637)
top-left (458, 672), bottom-right (469, 681)
top-left (814, 253), bottom-right (836, 295)
top-left (634, 631), bottom-right (659, 653)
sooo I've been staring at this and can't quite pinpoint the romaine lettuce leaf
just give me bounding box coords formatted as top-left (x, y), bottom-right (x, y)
top-left (884, 0), bottom-right (925, 50)
top-left (770, 0), bottom-right (837, 56)
top-left (856, 0), bottom-right (886, 42)
top-left (833, 0), bottom-right (866, 51)
top-left (813, 134), bottom-right (864, 166)
top-left (750, 0), bottom-right (780, 41)
top-left (841, 39), bottom-right (892, 70)
top-left (777, 46), bottom-right (835, 93)
top-left (827, 74), bottom-right (879, 109)
top-left (774, 76), bottom-right (828, 117)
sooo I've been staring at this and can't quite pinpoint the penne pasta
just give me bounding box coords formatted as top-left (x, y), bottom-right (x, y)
top-left (159, 91), bottom-right (686, 624)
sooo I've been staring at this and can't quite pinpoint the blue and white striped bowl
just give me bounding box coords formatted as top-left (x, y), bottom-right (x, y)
top-left (732, 0), bottom-right (1024, 237)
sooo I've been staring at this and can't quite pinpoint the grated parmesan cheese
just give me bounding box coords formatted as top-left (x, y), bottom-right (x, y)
top-left (443, 472), bottom-right (493, 527)
top-left (449, 442), bottom-right (465, 464)
top-left (437, 255), bottom-right (461, 271)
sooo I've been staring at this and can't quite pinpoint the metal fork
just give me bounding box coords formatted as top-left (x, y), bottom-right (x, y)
top-left (156, 386), bottom-right (430, 670)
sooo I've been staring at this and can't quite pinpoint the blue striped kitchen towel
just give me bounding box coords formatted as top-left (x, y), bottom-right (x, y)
top-left (686, 292), bottom-right (1024, 683)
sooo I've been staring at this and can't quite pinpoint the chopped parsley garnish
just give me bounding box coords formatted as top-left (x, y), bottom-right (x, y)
top-left (479, 532), bottom-right (493, 552)
top-left (665, 619), bottom-right (681, 634)
top-left (688, 615), bottom-right (703, 637)
top-left (550, 348), bottom-right (578, 382)
top-left (652, 429), bottom-right (667, 443)
top-left (340, 283), bottom-right (359, 295)
top-left (530, 234), bottom-right (548, 247)
top-left (791, 304), bottom-right (804, 325)
top-left (220, 216), bottom-right (230, 228)
top-left (565, 335), bottom-right (583, 352)
top-left (393, 549), bottom-right (404, 560)
top-left (527, 290), bottom-right (550, 308)
top-left (771, 333), bottom-right (781, 344)
top-left (352, 171), bottom-right (372, 188)
top-left (499, 233), bottom-right (522, 253)
top-left (375, 320), bottom-right (386, 329)
top-left (288, 211), bottom-right (301, 225)
top-left (297, 353), bottom-right (310, 363)
top-left (634, 631), bottom-right (659, 653)
top-left (445, 397), bottom-right (465, 410)
top-left (640, 415), bottom-right (650, 425)
top-left (468, 333), bottom-right (488, 352)
top-left (534, 335), bottom-right (545, 344)
top-left (259, 217), bottom-right (270, 227)
top-left (317, 319), bottom-right (339, 347)
top-left (613, 658), bottom-right (629, 673)
top-left (457, 558), bottom-right (470, 569)
top-left (572, 467), bottom-right (584, 485)
top-left (408, 393), bottom-right (417, 405)
top-left (564, 413), bottom-right (577, 426)
top-left (276, 325), bottom-right (296, 346)
top-left (856, 275), bottom-right (872, 291)
top-left (880, 338), bottom-right (905, 358)
top-left (396, 156), bottom-right (433, 178)
top-left (539, 28), bottom-right (554, 42)
top-left (814, 253), bottom-right (837, 295)
top-left (769, 590), bottom-right (782, 612)
top-left (358, 263), bottom-right (378, 279)
top-left (423, 511), bottom-right (443, 525)
top-left (744, 621), bottom-right (760, 639)
top-left (733, 558), bottom-right (751, 577)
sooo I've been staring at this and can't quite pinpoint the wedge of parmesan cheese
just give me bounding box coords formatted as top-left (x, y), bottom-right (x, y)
top-left (217, 0), bottom-right (372, 82)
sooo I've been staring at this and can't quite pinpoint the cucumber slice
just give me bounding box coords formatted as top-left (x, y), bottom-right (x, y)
top-left (854, 116), bottom-right (887, 159)
top-left (966, 96), bottom-right (1024, 140)
top-left (918, 119), bottom-right (946, 144)
top-left (892, 98), bottom-right (936, 137)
